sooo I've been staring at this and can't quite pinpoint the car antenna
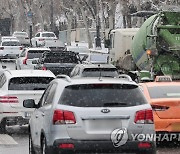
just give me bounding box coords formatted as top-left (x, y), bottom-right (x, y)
top-left (98, 64), bottom-right (102, 81)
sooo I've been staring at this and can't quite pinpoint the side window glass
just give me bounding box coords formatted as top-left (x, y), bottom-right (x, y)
top-left (38, 84), bottom-right (52, 107)
top-left (0, 74), bottom-right (6, 88)
top-left (35, 33), bottom-right (40, 37)
top-left (44, 84), bottom-right (57, 106)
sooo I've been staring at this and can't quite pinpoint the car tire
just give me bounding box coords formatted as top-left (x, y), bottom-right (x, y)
top-left (36, 41), bottom-right (38, 47)
top-left (29, 132), bottom-right (35, 154)
top-left (41, 136), bottom-right (49, 154)
top-left (0, 118), bottom-right (6, 134)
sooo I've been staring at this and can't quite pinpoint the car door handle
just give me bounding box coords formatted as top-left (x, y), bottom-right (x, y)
top-left (42, 113), bottom-right (45, 116)
top-left (35, 115), bottom-right (38, 118)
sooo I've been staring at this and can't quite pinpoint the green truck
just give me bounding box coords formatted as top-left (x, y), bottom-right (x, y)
top-left (106, 11), bottom-right (180, 80)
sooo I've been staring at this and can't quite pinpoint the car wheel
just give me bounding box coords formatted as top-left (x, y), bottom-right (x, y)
top-left (0, 118), bottom-right (6, 134)
top-left (29, 132), bottom-right (35, 154)
top-left (41, 136), bottom-right (49, 154)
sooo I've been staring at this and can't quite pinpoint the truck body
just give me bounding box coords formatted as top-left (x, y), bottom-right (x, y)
top-left (131, 11), bottom-right (180, 80)
top-left (106, 11), bottom-right (180, 80)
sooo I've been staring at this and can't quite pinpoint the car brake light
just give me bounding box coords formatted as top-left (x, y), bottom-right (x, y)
top-left (42, 66), bottom-right (47, 70)
top-left (23, 57), bottom-right (28, 65)
top-left (138, 142), bottom-right (151, 148)
top-left (19, 47), bottom-right (23, 50)
top-left (39, 39), bottom-right (45, 41)
top-left (0, 47), bottom-right (4, 50)
top-left (134, 109), bottom-right (153, 124)
top-left (59, 143), bottom-right (74, 149)
top-left (0, 96), bottom-right (19, 103)
top-left (151, 105), bottom-right (169, 111)
top-left (53, 109), bottom-right (76, 125)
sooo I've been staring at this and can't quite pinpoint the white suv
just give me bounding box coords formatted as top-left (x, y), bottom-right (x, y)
top-left (0, 70), bottom-right (55, 133)
top-left (31, 32), bottom-right (58, 47)
top-left (24, 75), bottom-right (156, 154)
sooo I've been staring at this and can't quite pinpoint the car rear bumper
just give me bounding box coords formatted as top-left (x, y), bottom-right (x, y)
top-left (47, 139), bottom-right (156, 154)
top-left (0, 54), bottom-right (19, 59)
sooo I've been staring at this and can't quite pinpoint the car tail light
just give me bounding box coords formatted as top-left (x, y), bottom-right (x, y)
top-left (42, 66), bottom-right (47, 70)
top-left (0, 47), bottom-right (4, 50)
top-left (53, 109), bottom-right (76, 125)
top-left (19, 47), bottom-right (23, 50)
top-left (151, 105), bottom-right (169, 111)
top-left (23, 57), bottom-right (28, 65)
top-left (134, 109), bottom-right (153, 124)
top-left (39, 39), bottom-right (44, 41)
top-left (0, 96), bottom-right (19, 103)
top-left (59, 143), bottom-right (74, 149)
top-left (138, 142), bottom-right (151, 148)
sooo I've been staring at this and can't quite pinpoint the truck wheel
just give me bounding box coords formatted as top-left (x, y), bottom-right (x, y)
top-left (0, 118), bottom-right (6, 134)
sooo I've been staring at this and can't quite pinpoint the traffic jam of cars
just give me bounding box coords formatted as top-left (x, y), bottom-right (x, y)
top-left (0, 29), bottom-right (179, 154)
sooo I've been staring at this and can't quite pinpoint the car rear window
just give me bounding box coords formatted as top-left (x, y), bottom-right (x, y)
top-left (2, 41), bottom-right (21, 46)
top-left (42, 33), bottom-right (56, 37)
top-left (8, 77), bottom-right (54, 90)
top-left (148, 86), bottom-right (180, 98)
top-left (83, 68), bottom-right (118, 77)
top-left (44, 55), bottom-right (79, 63)
top-left (28, 50), bottom-right (48, 59)
top-left (59, 84), bottom-right (147, 107)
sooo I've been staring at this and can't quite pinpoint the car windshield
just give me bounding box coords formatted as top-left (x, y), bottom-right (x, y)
top-left (82, 68), bottom-right (118, 77)
top-left (59, 84), bottom-right (147, 107)
top-left (148, 86), bottom-right (180, 99)
top-left (42, 33), bottom-right (56, 37)
top-left (2, 41), bottom-right (21, 46)
top-left (8, 77), bottom-right (54, 90)
top-left (27, 50), bottom-right (48, 59)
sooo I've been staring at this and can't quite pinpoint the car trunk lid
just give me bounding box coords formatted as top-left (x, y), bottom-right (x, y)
top-left (151, 99), bottom-right (180, 119)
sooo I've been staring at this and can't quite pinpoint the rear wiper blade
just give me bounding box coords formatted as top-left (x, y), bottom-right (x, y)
top-left (103, 102), bottom-right (127, 107)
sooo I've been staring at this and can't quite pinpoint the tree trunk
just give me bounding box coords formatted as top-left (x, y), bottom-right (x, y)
top-left (80, 7), bottom-right (93, 49)
top-left (67, 13), bottom-right (73, 46)
top-left (108, 1), bottom-right (116, 29)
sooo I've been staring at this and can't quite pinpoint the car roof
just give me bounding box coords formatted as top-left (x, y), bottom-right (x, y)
top-left (54, 76), bottom-right (136, 86)
top-left (1, 70), bottom-right (55, 78)
top-left (39, 31), bottom-right (55, 34)
top-left (1, 39), bottom-right (20, 42)
top-left (76, 63), bottom-right (117, 69)
top-left (13, 31), bottom-right (28, 34)
top-left (26, 47), bottom-right (51, 51)
top-left (140, 81), bottom-right (180, 88)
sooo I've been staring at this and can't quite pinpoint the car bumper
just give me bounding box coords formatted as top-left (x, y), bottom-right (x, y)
top-left (0, 54), bottom-right (19, 59)
top-left (154, 113), bottom-right (180, 132)
top-left (47, 139), bottom-right (156, 154)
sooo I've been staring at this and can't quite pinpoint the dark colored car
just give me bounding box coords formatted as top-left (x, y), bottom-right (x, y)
top-left (34, 50), bottom-right (81, 76)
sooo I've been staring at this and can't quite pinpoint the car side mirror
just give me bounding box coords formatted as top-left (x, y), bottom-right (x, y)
top-left (23, 99), bottom-right (37, 108)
